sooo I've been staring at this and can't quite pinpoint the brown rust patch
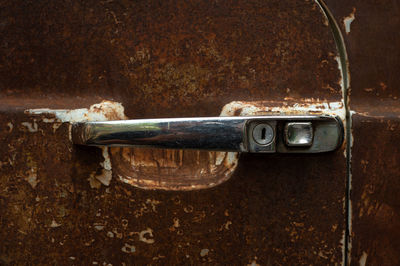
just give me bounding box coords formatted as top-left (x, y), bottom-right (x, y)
top-left (111, 148), bottom-right (238, 190)
top-left (0, 0), bottom-right (346, 264)
top-left (0, 0), bottom-right (342, 119)
top-left (28, 100), bottom-right (240, 191)
top-left (349, 115), bottom-right (400, 265)
top-left (325, 0), bottom-right (400, 263)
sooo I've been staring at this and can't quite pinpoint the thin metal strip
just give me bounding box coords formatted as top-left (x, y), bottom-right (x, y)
top-left (71, 115), bottom-right (342, 153)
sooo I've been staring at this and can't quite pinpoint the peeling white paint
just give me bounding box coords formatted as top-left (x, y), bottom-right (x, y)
top-left (200, 249), bottom-right (209, 257)
top-left (27, 100), bottom-right (127, 188)
top-left (247, 260), bottom-right (260, 266)
top-left (138, 228), bottom-right (155, 244)
top-left (21, 121), bottom-right (38, 132)
top-left (95, 169), bottom-right (112, 186)
top-left (52, 123), bottom-right (62, 132)
top-left (94, 223), bottom-right (105, 231)
top-left (116, 99), bottom-right (345, 190)
top-left (334, 56), bottom-right (347, 101)
top-left (50, 219), bottom-right (61, 228)
top-left (42, 118), bottom-right (56, 123)
top-left (27, 101), bottom-right (127, 124)
top-left (94, 147), bottom-right (113, 186)
top-left (214, 152), bottom-right (225, 166)
top-left (7, 122), bottom-right (13, 133)
top-left (121, 243), bottom-right (136, 254)
top-left (100, 147), bottom-right (112, 171)
top-left (359, 251), bottom-right (367, 266)
top-left (26, 168), bottom-right (39, 189)
top-left (344, 8), bottom-right (356, 34)
top-left (223, 220), bottom-right (232, 230)
top-left (26, 99), bottom-right (347, 193)
top-left (146, 199), bottom-right (161, 212)
top-left (226, 151), bottom-right (239, 166)
top-left (222, 100), bottom-right (346, 121)
top-left (112, 228), bottom-right (123, 239)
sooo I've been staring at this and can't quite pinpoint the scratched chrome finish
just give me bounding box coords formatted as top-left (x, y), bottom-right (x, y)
top-left (72, 115), bottom-right (343, 153)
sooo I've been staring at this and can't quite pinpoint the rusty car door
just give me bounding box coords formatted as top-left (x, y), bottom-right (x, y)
top-left (0, 0), bottom-right (352, 264)
top-left (325, 0), bottom-right (400, 265)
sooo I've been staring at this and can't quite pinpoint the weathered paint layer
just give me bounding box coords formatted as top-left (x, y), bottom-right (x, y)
top-left (0, 0), bottom-right (347, 264)
top-left (325, 0), bottom-right (400, 264)
top-left (27, 101), bottom-right (240, 191)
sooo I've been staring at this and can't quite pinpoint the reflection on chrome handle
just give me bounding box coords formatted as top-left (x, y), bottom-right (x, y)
top-left (71, 115), bottom-right (343, 153)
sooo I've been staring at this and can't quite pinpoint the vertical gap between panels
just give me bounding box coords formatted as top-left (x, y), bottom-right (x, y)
top-left (314, 1), bottom-right (352, 265)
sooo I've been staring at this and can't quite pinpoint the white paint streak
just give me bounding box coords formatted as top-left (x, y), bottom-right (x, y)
top-left (248, 261), bottom-right (260, 266)
top-left (359, 251), bottom-right (367, 266)
top-left (27, 100), bottom-right (127, 188)
top-left (226, 152), bottom-right (239, 165)
top-left (50, 219), bottom-right (61, 228)
top-left (21, 121), bottom-right (38, 132)
top-left (27, 101), bottom-right (127, 123)
top-left (215, 152), bottom-right (225, 166)
top-left (340, 229), bottom-right (346, 264)
top-left (96, 147), bottom-right (113, 186)
top-left (335, 56), bottom-right (347, 101)
top-left (100, 147), bottom-right (112, 171)
top-left (7, 122), bottom-right (13, 133)
top-left (114, 104), bottom-right (240, 191)
top-left (94, 224), bottom-right (105, 231)
top-left (139, 228), bottom-right (155, 244)
top-left (26, 168), bottom-right (38, 189)
top-left (200, 249), bottom-right (209, 257)
top-left (42, 118), bottom-right (56, 123)
top-left (331, 28), bottom-right (352, 266)
top-left (221, 101), bottom-right (346, 121)
top-left (95, 170), bottom-right (112, 186)
top-left (344, 8), bottom-right (356, 34)
top-left (121, 243), bottom-right (136, 254)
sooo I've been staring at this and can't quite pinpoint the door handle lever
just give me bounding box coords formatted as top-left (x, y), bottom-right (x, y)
top-left (71, 115), bottom-right (343, 153)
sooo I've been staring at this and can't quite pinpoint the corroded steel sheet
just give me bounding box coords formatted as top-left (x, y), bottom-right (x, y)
top-left (325, 0), bottom-right (400, 264)
top-left (0, 0), bottom-right (347, 264)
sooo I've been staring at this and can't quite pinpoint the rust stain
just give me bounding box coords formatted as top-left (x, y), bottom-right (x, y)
top-left (28, 100), bottom-right (241, 191)
top-left (112, 148), bottom-right (238, 190)
top-left (325, 0), bottom-right (400, 264)
top-left (0, 0), bottom-right (347, 264)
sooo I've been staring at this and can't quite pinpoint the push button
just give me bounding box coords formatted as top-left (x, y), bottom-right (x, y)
top-left (284, 122), bottom-right (313, 147)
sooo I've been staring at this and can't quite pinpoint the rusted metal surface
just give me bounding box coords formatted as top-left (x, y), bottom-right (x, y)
top-left (324, 0), bottom-right (400, 264)
top-left (350, 115), bottom-right (400, 265)
top-left (0, 115), bottom-right (347, 264)
top-left (0, 0), bottom-right (347, 264)
top-left (111, 148), bottom-right (239, 190)
top-left (0, 0), bottom-right (343, 117)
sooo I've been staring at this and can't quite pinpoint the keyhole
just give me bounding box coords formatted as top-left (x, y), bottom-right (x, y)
top-left (252, 123), bottom-right (274, 145)
top-left (261, 127), bottom-right (266, 140)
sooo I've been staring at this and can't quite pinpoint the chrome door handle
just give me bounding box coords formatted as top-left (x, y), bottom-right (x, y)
top-left (71, 115), bottom-right (343, 153)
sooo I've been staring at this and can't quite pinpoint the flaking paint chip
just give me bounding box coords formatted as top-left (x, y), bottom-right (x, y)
top-left (200, 249), bottom-right (209, 257)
